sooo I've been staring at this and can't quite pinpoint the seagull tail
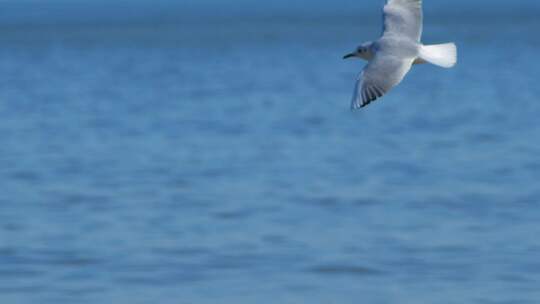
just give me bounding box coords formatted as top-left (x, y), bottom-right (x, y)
top-left (418, 43), bottom-right (457, 68)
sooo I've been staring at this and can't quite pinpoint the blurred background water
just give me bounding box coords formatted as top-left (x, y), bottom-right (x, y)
top-left (1, 1), bottom-right (540, 303)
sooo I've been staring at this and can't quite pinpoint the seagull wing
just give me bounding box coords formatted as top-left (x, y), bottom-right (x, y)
top-left (382, 0), bottom-right (423, 41)
top-left (351, 54), bottom-right (413, 109)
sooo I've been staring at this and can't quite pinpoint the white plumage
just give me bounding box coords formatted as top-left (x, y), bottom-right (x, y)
top-left (344, 0), bottom-right (457, 109)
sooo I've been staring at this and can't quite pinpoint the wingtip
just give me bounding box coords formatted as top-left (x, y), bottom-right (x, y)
top-left (350, 101), bottom-right (369, 111)
top-left (350, 101), bottom-right (362, 111)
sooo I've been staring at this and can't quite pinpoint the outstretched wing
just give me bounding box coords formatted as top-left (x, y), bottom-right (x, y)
top-left (382, 0), bottom-right (423, 41)
top-left (351, 54), bottom-right (413, 109)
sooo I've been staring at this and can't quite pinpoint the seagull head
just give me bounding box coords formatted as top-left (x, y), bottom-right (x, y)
top-left (343, 41), bottom-right (374, 61)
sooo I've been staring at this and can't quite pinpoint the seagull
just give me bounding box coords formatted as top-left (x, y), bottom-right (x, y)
top-left (343, 0), bottom-right (457, 109)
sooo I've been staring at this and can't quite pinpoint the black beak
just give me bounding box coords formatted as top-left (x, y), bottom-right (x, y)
top-left (343, 53), bottom-right (355, 59)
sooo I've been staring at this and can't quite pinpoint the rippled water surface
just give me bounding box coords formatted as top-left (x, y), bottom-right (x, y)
top-left (1, 16), bottom-right (540, 304)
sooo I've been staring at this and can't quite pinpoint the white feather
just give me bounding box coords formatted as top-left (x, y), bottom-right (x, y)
top-left (418, 43), bottom-right (457, 68)
top-left (346, 0), bottom-right (457, 109)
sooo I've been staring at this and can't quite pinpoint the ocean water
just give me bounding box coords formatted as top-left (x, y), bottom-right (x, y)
top-left (1, 15), bottom-right (540, 304)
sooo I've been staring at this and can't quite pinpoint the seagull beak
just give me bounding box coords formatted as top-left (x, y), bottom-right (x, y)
top-left (343, 53), bottom-right (356, 59)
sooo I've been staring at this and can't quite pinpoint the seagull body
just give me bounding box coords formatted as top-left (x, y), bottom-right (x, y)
top-left (344, 0), bottom-right (457, 109)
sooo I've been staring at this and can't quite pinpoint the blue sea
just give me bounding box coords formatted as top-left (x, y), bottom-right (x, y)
top-left (1, 12), bottom-right (540, 304)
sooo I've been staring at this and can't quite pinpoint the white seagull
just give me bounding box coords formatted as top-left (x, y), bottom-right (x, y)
top-left (344, 0), bottom-right (457, 109)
